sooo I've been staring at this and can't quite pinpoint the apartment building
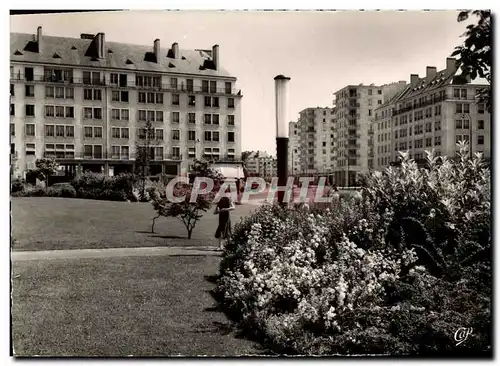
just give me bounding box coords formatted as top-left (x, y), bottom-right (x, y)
top-left (372, 57), bottom-right (491, 171)
top-left (245, 151), bottom-right (277, 178)
top-left (288, 121), bottom-right (301, 175)
top-left (333, 81), bottom-right (406, 186)
top-left (10, 27), bottom-right (242, 179)
top-left (295, 107), bottom-right (335, 176)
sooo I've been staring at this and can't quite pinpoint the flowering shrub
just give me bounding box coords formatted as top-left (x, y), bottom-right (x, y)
top-left (217, 146), bottom-right (491, 356)
top-left (71, 172), bottom-right (136, 201)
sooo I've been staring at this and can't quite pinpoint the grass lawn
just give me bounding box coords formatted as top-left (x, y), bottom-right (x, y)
top-left (11, 255), bottom-right (266, 356)
top-left (11, 197), bottom-right (260, 251)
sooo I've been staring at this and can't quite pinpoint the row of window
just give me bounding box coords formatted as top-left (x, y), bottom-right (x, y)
top-left (12, 123), bottom-right (236, 142)
top-left (18, 67), bottom-right (235, 94)
top-left (15, 143), bottom-right (236, 160)
top-left (11, 105), bottom-right (236, 126)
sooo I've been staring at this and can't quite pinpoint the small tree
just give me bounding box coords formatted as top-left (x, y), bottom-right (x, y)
top-left (33, 157), bottom-right (59, 187)
top-left (135, 120), bottom-right (160, 200)
top-left (150, 182), bottom-right (213, 239)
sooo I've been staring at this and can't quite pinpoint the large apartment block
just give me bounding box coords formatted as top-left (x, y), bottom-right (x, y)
top-left (288, 121), bottom-right (301, 175)
top-left (295, 107), bottom-right (335, 175)
top-left (372, 57), bottom-right (491, 171)
top-left (10, 27), bottom-right (242, 179)
top-left (245, 151), bottom-right (277, 178)
top-left (333, 81), bottom-right (406, 186)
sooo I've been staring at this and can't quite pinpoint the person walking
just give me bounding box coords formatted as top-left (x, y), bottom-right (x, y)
top-left (214, 196), bottom-right (235, 251)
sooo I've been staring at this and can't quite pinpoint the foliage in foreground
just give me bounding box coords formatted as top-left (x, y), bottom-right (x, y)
top-left (217, 146), bottom-right (491, 356)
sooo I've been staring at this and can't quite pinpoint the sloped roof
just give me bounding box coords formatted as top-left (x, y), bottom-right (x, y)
top-left (10, 32), bottom-right (235, 79)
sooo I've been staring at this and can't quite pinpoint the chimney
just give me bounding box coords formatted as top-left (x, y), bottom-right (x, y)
top-left (212, 44), bottom-right (219, 70)
top-left (426, 66), bottom-right (437, 79)
top-left (447, 57), bottom-right (458, 70)
top-left (172, 42), bottom-right (179, 59)
top-left (410, 74), bottom-right (420, 86)
top-left (154, 39), bottom-right (161, 63)
top-left (96, 32), bottom-right (105, 59)
top-left (36, 26), bottom-right (42, 53)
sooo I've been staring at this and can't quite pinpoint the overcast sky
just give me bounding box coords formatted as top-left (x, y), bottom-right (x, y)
top-left (10, 10), bottom-right (468, 155)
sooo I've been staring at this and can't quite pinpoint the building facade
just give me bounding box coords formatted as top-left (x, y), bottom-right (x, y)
top-left (372, 58), bottom-right (491, 171)
top-left (333, 81), bottom-right (406, 186)
top-left (295, 107), bottom-right (335, 176)
top-left (245, 151), bottom-right (277, 179)
top-left (10, 27), bottom-right (242, 179)
top-left (288, 121), bottom-right (301, 176)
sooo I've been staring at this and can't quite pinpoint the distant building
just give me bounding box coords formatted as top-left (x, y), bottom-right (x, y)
top-left (10, 27), bottom-right (242, 179)
top-left (332, 81), bottom-right (407, 186)
top-left (373, 58), bottom-right (491, 171)
top-left (245, 151), bottom-right (277, 178)
top-left (288, 121), bottom-right (300, 175)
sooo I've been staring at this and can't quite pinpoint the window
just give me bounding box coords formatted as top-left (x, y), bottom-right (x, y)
top-left (45, 125), bottom-right (55, 137)
top-left (121, 128), bottom-right (129, 139)
top-left (56, 106), bottom-right (64, 117)
top-left (93, 127), bottom-right (102, 138)
top-left (368, 99), bottom-right (372, 106)
top-left (435, 136), bottom-right (441, 146)
top-left (172, 147), bottom-right (181, 158)
top-left (138, 92), bottom-right (146, 103)
top-left (478, 120), bottom-right (485, 129)
top-left (377, 90), bottom-right (382, 95)
top-left (463, 119), bottom-right (470, 129)
top-left (187, 95), bottom-right (196, 107)
top-left (213, 114), bottom-right (219, 125)
top-left (228, 132), bottom-right (235, 142)
top-left (368, 89), bottom-right (372, 96)
top-left (212, 97), bottom-right (219, 108)
top-left (228, 98), bottom-right (235, 109)
top-left (136, 75), bottom-right (161, 88)
top-left (435, 120), bottom-right (441, 131)
top-left (464, 104), bottom-right (470, 113)
top-left (11, 104), bottom-right (15, 116)
top-left (202, 80), bottom-right (209, 93)
top-left (10, 124), bottom-right (15, 136)
top-left (112, 90), bottom-right (128, 102)
top-left (227, 115), bottom-right (235, 126)
top-left (147, 110), bottom-right (155, 122)
top-left (478, 104), bottom-right (485, 114)
top-left (45, 105), bottom-right (55, 117)
top-left (155, 129), bottom-right (164, 140)
top-left (10, 84), bottom-right (14, 96)
top-left (121, 109), bottom-right (129, 121)
top-left (170, 78), bottom-right (178, 90)
top-left (65, 126), bottom-right (74, 137)
top-left (84, 108), bottom-right (92, 119)
top-left (112, 109), bottom-right (120, 120)
top-left (455, 120), bottom-right (462, 129)
top-left (478, 135), bottom-right (484, 145)
top-left (83, 145), bottom-right (93, 158)
top-left (171, 112), bottom-right (180, 123)
top-left (56, 125), bottom-right (65, 137)
top-left (187, 79), bottom-right (194, 92)
top-left (204, 131), bottom-right (212, 141)
top-left (147, 92), bottom-right (155, 104)
top-left (25, 67), bottom-right (34, 81)
top-left (83, 71), bottom-right (101, 85)
top-left (138, 110), bottom-right (147, 121)
top-left (225, 82), bottom-right (232, 94)
top-left (172, 130), bottom-right (180, 141)
top-left (172, 94), bottom-right (180, 106)
top-left (26, 143), bottom-right (36, 156)
top-left (156, 93), bottom-right (163, 104)
top-left (25, 124), bottom-right (35, 136)
top-left (204, 96), bottom-right (212, 107)
top-left (84, 126), bottom-right (93, 138)
top-left (209, 81), bottom-right (216, 93)
top-left (204, 114), bottom-right (212, 124)
top-left (188, 130), bottom-right (196, 141)
top-left (188, 147), bottom-right (196, 158)
top-left (110, 73), bottom-right (119, 85)
top-left (153, 111), bottom-right (162, 122)
top-left (213, 131), bottom-right (220, 142)
top-left (368, 109), bottom-right (372, 117)
top-left (453, 88), bottom-right (460, 98)
top-left (426, 137), bottom-right (432, 147)
top-left (112, 128), bottom-right (120, 138)
top-left (455, 103), bottom-right (462, 113)
top-left (25, 85), bottom-right (34, 97)
top-left (111, 145), bottom-right (120, 158)
top-left (377, 100), bottom-right (382, 105)
top-left (461, 89), bottom-right (467, 99)
top-left (121, 146), bottom-right (129, 159)
top-left (188, 112), bottom-right (196, 124)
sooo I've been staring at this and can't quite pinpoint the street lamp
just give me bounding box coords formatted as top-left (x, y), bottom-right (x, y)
top-left (275, 75), bottom-right (291, 205)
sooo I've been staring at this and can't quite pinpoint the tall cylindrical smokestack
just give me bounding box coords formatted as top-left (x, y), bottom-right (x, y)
top-left (212, 44), bottom-right (219, 70)
top-left (274, 75), bottom-right (291, 205)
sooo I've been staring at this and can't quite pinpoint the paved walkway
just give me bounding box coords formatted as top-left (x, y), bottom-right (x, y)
top-left (12, 246), bottom-right (223, 261)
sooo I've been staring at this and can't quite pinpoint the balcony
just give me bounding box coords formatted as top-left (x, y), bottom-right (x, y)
top-left (10, 74), bottom-right (243, 96)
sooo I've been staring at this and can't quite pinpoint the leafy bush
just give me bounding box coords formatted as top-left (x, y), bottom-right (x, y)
top-left (216, 146), bottom-right (491, 356)
top-left (11, 179), bottom-right (25, 193)
top-left (71, 172), bottom-right (136, 201)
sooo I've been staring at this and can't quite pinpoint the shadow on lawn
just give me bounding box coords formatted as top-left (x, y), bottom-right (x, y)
top-left (201, 275), bottom-right (274, 355)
